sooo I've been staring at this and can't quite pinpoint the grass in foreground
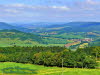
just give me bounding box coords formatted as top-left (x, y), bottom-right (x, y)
top-left (0, 62), bottom-right (100, 75)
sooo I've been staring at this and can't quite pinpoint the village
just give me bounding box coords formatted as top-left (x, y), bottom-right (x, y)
top-left (65, 38), bottom-right (93, 48)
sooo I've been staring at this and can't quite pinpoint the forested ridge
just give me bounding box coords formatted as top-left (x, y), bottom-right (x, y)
top-left (0, 46), bottom-right (100, 68)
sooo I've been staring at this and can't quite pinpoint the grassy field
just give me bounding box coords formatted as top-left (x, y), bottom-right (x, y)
top-left (0, 38), bottom-right (64, 47)
top-left (0, 62), bottom-right (100, 75)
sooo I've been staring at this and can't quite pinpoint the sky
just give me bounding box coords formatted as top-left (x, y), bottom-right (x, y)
top-left (0, 0), bottom-right (100, 23)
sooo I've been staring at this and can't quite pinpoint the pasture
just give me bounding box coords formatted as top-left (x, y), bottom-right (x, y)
top-left (0, 38), bottom-right (64, 47)
top-left (0, 62), bottom-right (100, 75)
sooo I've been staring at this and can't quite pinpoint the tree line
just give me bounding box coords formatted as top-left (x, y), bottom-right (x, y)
top-left (0, 46), bottom-right (100, 68)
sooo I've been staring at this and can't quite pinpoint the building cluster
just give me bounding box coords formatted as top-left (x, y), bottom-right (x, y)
top-left (65, 38), bottom-right (92, 47)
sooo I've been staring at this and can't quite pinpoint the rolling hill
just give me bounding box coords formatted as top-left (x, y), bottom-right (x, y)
top-left (2, 22), bottom-right (100, 33)
top-left (0, 22), bottom-right (99, 47)
top-left (0, 22), bottom-right (16, 30)
top-left (0, 22), bottom-right (32, 33)
top-left (0, 29), bottom-right (44, 47)
top-left (39, 22), bottom-right (100, 33)
top-left (31, 22), bottom-right (100, 47)
top-left (0, 29), bottom-right (42, 41)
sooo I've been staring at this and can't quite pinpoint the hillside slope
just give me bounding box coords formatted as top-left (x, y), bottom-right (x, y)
top-left (0, 22), bottom-right (16, 30)
top-left (0, 29), bottom-right (44, 47)
top-left (0, 22), bottom-right (32, 32)
top-left (0, 29), bottom-right (42, 42)
top-left (40, 22), bottom-right (100, 33)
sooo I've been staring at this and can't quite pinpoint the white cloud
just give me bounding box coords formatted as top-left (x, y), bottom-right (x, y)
top-left (0, 1), bottom-right (100, 22)
top-left (11, 4), bottom-right (25, 7)
top-left (0, 4), bottom-right (70, 13)
top-left (86, 0), bottom-right (98, 5)
top-left (4, 9), bottom-right (20, 13)
top-left (51, 6), bottom-right (70, 11)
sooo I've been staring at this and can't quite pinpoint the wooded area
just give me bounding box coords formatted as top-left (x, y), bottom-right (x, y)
top-left (0, 46), bottom-right (99, 68)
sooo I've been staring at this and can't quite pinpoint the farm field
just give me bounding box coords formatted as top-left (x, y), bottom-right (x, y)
top-left (0, 62), bottom-right (100, 75)
top-left (79, 43), bottom-right (88, 48)
top-left (0, 38), bottom-right (64, 47)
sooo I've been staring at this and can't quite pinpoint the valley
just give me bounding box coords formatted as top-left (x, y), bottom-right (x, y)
top-left (0, 22), bottom-right (100, 75)
top-left (0, 0), bottom-right (100, 75)
top-left (0, 22), bottom-right (100, 48)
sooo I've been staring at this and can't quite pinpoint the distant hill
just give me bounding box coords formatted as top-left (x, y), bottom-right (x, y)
top-left (0, 22), bottom-right (99, 47)
top-left (0, 22), bottom-right (33, 33)
top-left (0, 22), bottom-right (16, 30)
top-left (0, 29), bottom-right (43, 43)
top-left (30, 22), bottom-right (100, 46)
top-left (8, 22), bottom-right (100, 33)
top-left (42, 22), bottom-right (100, 33)
top-left (10, 22), bottom-right (64, 28)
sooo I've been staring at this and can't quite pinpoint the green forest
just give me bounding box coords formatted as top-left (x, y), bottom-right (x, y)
top-left (0, 46), bottom-right (100, 68)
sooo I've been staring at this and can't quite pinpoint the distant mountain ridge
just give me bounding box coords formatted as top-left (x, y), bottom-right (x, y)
top-left (0, 22), bottom-right (15, 30)
top-left (0, 22), bottom-right (99, 47)
top-left (0, 21), bottom-right (100, 33)
top-left (0, 22), bottom-right (33, 32)
top-left (42, 22), bottom-right (100, 33)
top-left (47, 22), bottom-right (100, 27)
top-left (10, 22), bottom-right (63, 29)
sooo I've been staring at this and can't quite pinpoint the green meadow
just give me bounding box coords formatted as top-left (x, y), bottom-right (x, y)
top-left (0, 38), bottom-right (64, 47)
top-left (0, 62), bottom-right (100, 75)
